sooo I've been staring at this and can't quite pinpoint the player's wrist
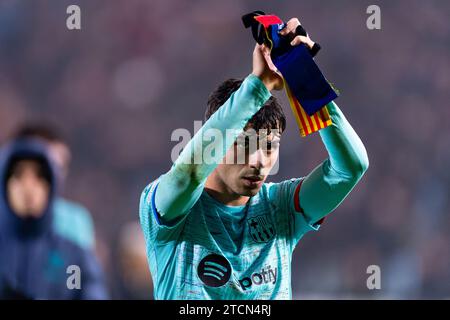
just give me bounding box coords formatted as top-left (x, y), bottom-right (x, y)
top-left (251, 72), bottom-right (274, 91)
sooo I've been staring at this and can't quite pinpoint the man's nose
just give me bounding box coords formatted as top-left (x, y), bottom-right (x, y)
top-left (23, 173), bottom-right (39, 190)
top-left (249, 148), bottom-right (270, 170)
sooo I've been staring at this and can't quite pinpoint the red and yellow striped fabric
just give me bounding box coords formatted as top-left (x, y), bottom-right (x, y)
top-left (285, 85), bottom-right (332, 137)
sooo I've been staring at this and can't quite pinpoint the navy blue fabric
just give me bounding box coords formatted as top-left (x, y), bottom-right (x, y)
top-left (0, 139), bottom-right (108, 299)
top-left (269, 25), bottom-right (338, 116)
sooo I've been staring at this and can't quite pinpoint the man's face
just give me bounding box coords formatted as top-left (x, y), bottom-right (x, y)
top-left (215, 127), bottom-right (281, 197)
top-left (6, 160), bottom-right (50, 218)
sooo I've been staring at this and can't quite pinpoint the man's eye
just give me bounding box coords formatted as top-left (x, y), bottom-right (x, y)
top-left (237, 136), bottom-right (251, 149)
top-left (245, 136), bottom-right (251, 148)
top-left (263, 141), bottom-right (279, 152)
top-left (12, 172), bottom-right (21, 179)
top-left (236, 138), bottom-right (248, 149)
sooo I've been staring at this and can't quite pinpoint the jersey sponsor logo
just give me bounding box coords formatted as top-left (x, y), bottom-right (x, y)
top-left (238, 265), bottom-right (278, 291)
top-left (247, 215), bottom-right (275, 243)
top-left (197, 253), bottom-right (279, 291)
top-left (197, 254), bottom-right (232, 287)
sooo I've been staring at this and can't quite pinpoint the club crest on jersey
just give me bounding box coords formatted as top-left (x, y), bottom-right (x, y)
top-left (247, 215), bottom-right (275, 243)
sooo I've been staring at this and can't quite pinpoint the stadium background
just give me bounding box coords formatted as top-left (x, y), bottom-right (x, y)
top-left (0, 0), bottom-right (449, 299)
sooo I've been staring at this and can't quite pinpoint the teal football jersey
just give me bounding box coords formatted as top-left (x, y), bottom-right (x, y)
top-left (139, 177), bottom-right (320, 300)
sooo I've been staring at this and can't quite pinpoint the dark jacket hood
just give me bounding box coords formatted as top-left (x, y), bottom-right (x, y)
top-left (0, 138), bottom-right (59, 238)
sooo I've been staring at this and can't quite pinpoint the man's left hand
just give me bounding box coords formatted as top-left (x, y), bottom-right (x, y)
top-left (279, 18), bottom-right (315, 49)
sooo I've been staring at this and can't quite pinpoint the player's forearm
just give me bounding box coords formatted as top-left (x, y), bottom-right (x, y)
top-left (155, 74), bottom-right (271, 222)
top-left (320, 101), bottom-right (369, 177)
top-left (300, 101), bottom-right (369, 222)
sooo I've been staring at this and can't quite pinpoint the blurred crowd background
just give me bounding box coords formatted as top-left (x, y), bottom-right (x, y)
top-left (0, 0), bottom-right (449, 299)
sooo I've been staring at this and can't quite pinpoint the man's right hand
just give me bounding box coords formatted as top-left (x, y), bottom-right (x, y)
top-left (251, 44), bottom-right (284, 92)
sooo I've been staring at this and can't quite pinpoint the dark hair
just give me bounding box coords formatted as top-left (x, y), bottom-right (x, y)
top-left (205, 78), bottom-right (286, 133)
top-left (6, 155), bottom-right (53, 185)
top-left (12, 124), bottom-right (65, 144)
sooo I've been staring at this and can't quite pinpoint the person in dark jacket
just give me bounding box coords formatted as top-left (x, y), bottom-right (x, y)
top-left (12, 124), bottom-right (96, 251)
top-left (0, 138), bottom-right (108, 299)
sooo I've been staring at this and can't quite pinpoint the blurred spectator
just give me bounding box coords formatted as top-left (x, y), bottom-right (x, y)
top-left (0, 138), bottom-right (107, 299)
top-left (12, 124), bottom-right (96, 251)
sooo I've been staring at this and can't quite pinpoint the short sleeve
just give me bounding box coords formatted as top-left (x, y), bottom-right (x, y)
top-left (267, 178), bottom-right (323, 251)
